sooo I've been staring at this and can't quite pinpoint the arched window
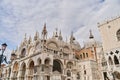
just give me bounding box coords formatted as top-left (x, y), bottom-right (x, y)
top-left (21, 48), bottom-right (26, 58)
top-left (83, 53), bottom-right (85, 58)
top-left (116, 29), bottom-right (120, 41)
top-left (114, 55), bottom-right (119, 65)
top-left (44, 58), bottom-right (50, 66)
top-left (67, 62), bottom-right (73, 69)
top-left (86, 53), bottom-right (88, 57)
top-left (108, 56), bottom-right (113, 65)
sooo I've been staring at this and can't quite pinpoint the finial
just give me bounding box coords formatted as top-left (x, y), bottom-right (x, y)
top-left (42, 23), bottom-right (47, 35)
top-left (89, 30), bottom-right (94, 39)
top-left (28, 35), bottom-right (32, 44)
top-left (24, 33), bottom-right (27, 40)
top-left (34, 31), bottom-right (39, 41)
top-left (42, 23), bottom-right (47, 40)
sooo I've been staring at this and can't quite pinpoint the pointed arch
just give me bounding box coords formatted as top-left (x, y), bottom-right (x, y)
top-left (108, 56), bottom-right (113, 65)
top-left (114, 55), bottom-right (119, 65)
top-left (53, 59), bottom-right (63, 74)
top-left (20, 62), bottom-right (26, 79)
top-left (21, 48), bottom-right (26, 58)
top-left (28, 60), bottom-right (34, 75)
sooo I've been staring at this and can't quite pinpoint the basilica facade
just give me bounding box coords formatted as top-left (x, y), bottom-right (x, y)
top-left (1, 16), bottom-right (120, 80)
top-left (2, 24), bottom-right (82, 80)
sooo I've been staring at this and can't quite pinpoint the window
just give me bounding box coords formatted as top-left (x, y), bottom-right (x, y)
top-left (116, 29), bottom-right (120, 41)
top-left (84, 70), bottom-right (86, 75)
top-left (67, 70), bottom-right (71, 76)
top-left (108, 56), bottom-right (113, 65)
top-left (80, 54), bottom-right (82, 59)
top-left (83, 53), bottom-right (85, 58)
top-left (21, 48), bottom-right (26, 58)
top-left (114, 55), bottom-right (119, 65)
top-left (86, 53), bottom-right (88, 57)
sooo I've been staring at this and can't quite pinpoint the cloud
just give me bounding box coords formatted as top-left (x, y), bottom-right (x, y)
top-left (0, 0), bottom-right (120, 50)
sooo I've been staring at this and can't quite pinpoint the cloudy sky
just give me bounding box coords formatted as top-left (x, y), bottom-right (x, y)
top-left (0, 0), bottom-right (120, 59)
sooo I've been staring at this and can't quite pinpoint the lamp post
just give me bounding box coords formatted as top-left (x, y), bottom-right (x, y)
top-left (0, 43), bottom-right (7, 67)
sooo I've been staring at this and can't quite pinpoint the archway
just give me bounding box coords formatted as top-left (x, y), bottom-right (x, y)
top-left (28, 60), bottom-right (34, 80)
top-left (114, 55), bottom-right (119, 65)
top-left (53, 59), bottom-right (63, 74)
top-left (21, 62), bottom-right (26, 80)
top-left (13, 62), bottom-right (19, 79)
top-left (37, 58), bottom-right (42, 73)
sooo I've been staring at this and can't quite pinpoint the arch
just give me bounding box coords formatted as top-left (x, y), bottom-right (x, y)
top-left (114, 55), bottom-right (119, 65)
top-left (47, 41), bottom-right (58, 49)
top-left (67, 70), bottom-right (71, 77)
top-left (44, 58), bottom-right (51, 65)
top-left (83, 53), bottom-right (85, 58)
top-left (37, 58), bottom-right (41, 65)
top-left (108, 56), bottom-right (113, 65)
top-left (13, 62), bottom-right (19, 71)
top-left (53, 59), bottom-right (63, 74)
top-left (67, 62), bottom-right (73, 69)
top-left (63, 46), bottom-right (70, 52)
top-left (13, 62), bottom-right (19, 79)
top-left (21, 48), bottom-right (26, 57)
top-left (28, 60), bottom-right (34, 75)
top-left (116, 29), bottom-right (120, 41)
top-left (21, 62), bottom-right (26, 79)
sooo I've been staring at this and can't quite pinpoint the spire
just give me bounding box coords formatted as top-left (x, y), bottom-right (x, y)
top-left (28, 36), bottom-right (32, 44)
top-left (42, 23), bottom-right (47, 35)
top-left (55, 28), bottom-right (58, 37)
top-left (42, 23), bottom-right (47, 40)
top-left (52, 31), bottom-right (56, 39)
top-left (89, 30), bottom-right (94, 39)
top-left (24, 33), bottom-right (27, 41)
top-left (70, 31), bottom-right (75, 44)
top-left (24, 33), bottom-right (27, 43)
top-left (34, 31), bottom-right (39, 41)
top-left (58, 30), bottom-right (63, 40)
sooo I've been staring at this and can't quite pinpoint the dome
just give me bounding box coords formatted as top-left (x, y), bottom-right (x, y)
top-left (72, 40), bottom-right (81, 50)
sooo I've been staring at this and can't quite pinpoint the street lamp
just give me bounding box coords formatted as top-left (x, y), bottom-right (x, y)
top-left (0, 43), bottom-right (7, 67)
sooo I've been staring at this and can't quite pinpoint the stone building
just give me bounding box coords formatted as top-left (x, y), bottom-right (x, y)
top-left (98, 17), bottom-right (120, 80)
top-left (2, 24), bottom-right (81, 80)
top-left (75, 30), bottom-right (103, 80)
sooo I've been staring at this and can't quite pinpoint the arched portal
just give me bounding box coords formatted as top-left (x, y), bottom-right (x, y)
top-left (53, 59), bottom-right (63, 74)
top-left (13, 62), bottom-right (19, 79)
top-left (28, 60), bottom-right (34, 80)
top-left (21, 62), bottom-right (26, 80)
